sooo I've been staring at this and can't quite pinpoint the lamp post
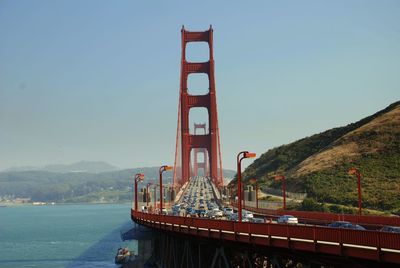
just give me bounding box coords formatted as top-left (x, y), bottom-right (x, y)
top-left (168, 185), bottom-right (173, 204)
top-left (242, 182), bottom-right (246, 209)
top-left (231, 186), bottom-right (234, 205)
top-left (146, 182), bottom-right (153, 208)
top-left (134, 173), bottom-right (144, 212)
top-left (237, 151), bottom-right (256, 222)
top-left (228, 185), bottom-right (232, 205)
top-left (275, 175), bottom-right (286, 210)
top-left (249, 178), bottom-right (258, 209)
top-left (154, 184), bottom-right (157, 211)
top-left (348, 168), bottom-right (362, 215)
top-left (256, 183), bottom-right (259, 209)
top-left (159, 165), bottom-right (173, 214)
top-left (231, 186), bottom-right (235, 206)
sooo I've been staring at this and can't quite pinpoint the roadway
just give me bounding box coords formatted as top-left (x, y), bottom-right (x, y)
top-left (172, 177), bottom-right (269, 222)
top-left (172, 176), bottom-right (223, 218)
top-left (170, 177), bottom-right (400, 232)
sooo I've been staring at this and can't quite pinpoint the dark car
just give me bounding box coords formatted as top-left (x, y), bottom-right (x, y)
top-left (328, 221), bottom-right (365, 230)
top-left (186, 207), bottom-right (193, 213)
top-left (195, 209), bottom-right (206, 216)
top-left (328, 221), bottom-right (351, 228)
top-left (380, 226), bottom-right (400, 233)
top-left (341, 223), bottom-right (366, 230)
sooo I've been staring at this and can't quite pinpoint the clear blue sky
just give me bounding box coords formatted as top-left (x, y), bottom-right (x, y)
top-left (1, 1), bottom-right (399, 171)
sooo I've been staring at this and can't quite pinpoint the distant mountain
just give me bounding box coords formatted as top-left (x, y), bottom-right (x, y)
top-left (232, 101), bottom-right (400, 214)
top-left (222, 169), bottom-right (236, 179)
top-left (43, 161), bottom-right (119, 173)
top-left (4, 166), bottom-right (39, 172)
top-left (4, 161), bottom-right (119, 174)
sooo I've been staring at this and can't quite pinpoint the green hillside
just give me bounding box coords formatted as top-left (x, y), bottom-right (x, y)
top-left (232, 101), bottom-right (400, 214)
top-left (0, 167), bottom-right (235, 203)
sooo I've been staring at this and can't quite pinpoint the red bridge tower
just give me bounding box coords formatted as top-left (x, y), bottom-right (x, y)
top-left (173, 26), bottom-right (223, 187)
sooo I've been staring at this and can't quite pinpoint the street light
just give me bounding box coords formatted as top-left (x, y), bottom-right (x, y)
top-left (249, 178), bottom-right (258, 209)
top-left (165, 184), bottom-right (171, 204)
top-left (242, 182), bottom-right (246, 209)
top-left (159, 165), bottom-right (173, 214)
top-left (275, 175), bottom-right (286, 210)
top-left (134, 173), bottom-right (145, 212)
top-left (348, 167), bottom-right (362, 215)
top-left (154, 184), bottom-right (158, 212)
top-left (237, 151), bottom-right (256, 222)
top-left (230, 185), bottom-right (234, 205)
top-left (146, 182), bottom-right (153, 208)
top-left (228, 185), bottom-right (232, 204)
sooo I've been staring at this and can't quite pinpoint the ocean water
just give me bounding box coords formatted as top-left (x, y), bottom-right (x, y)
top-left (0, 204), bottom-right (138, 268)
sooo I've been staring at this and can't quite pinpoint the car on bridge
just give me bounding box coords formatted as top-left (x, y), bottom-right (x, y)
top-left (328, 221), bottom-right (365, 230)
top-left (228, 212), bottom-right (251, 222)
top-left (186, 207), bottom-right (194, 214)
top-left (141, 206), bottom-right (148, 213)
top-left (212, 208), bottom-right (223, 218)
top-left (277, 215), bottom-right (298, 224)
top-left (380, 226), bottom-right (400, 233)
top-left (195, 209), bottom-right (206, 217)
top-left (341, 223), bottom-right (366, 230)
top-left (250, 217), bottom-right (265, 223)
top-left (205, 210), bottom-right (215, 218)
top-left (161, 208), bottom-right (168, 215)
top-left (228, 213), bottom-right (239, 221)
top-left (243, 210), bottom-right (254, 220)
top-left (189, 210), bottom-right (198, 217)
top-left (223, 207), bottom-right (233, 216)
top-left (327, 221), bottom-right (351, 228)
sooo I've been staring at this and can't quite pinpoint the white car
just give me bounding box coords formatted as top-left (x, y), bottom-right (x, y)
top-left (228, 212), bottom-right (249, 222)
top-left (242, 210), bottom-right (253, 219)
top-left (212, 208), bottom-right (223, 218)
top-left (161, 208), bottom-right (168, 215)
top-left (277, 215), bottom-right (298, 224)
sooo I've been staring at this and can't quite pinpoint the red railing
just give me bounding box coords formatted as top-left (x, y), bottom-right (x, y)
top-left (230, 201), bottom-right (400, 227)
top-left (132, 210), bottom-right (400, 264)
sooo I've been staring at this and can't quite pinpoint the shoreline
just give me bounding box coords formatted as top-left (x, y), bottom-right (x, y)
top-left (0, 201), bottom-right (133, 207)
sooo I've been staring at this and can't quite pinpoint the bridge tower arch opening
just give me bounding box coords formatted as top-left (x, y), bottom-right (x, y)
top-left (192, 123), bottom-right (209, 177)
top-left (173, 25), bottom-right (223, 188)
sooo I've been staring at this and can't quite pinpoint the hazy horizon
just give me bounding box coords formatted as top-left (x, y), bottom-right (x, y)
top-left (1, 160), bottom-right (239, 173)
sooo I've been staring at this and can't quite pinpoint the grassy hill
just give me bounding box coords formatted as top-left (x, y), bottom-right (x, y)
top-left (232, 101), bottom-right (400, 214)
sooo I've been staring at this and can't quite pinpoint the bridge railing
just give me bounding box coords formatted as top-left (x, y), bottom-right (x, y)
top-left (131, 210), bottom-right (400, 254)
top-left (132, 210), bottom-right (400, 264)
top-left (230, 201), bottom-right (400, 227)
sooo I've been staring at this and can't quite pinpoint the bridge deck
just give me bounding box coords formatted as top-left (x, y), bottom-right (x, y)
top-left (132, 210), bottom-right (400, 264)
top-left (133, 177), bottom-right (400, 265)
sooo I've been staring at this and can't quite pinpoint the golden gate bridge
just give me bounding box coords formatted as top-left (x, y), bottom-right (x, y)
top-left (129, 26), bottom-right (400, 268)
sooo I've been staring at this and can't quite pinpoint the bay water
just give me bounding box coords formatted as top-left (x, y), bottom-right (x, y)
top-left (0, 204), bottom-right (138, 268)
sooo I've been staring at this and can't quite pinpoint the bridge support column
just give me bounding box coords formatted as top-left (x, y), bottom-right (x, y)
top-left (181, 240), bottom-right (195, 268)
top-left (210, 246), bottom-right (230, 268)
